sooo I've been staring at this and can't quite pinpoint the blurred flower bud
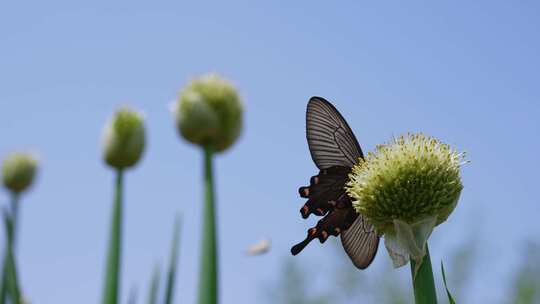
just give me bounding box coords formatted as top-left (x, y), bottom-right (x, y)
top-left (174, 73), bottom-right (243, 152)
top-left (346, 133), bottom-right (466, 267)
top-left (103, 107), bottom-right (146, 169)
top-left (2, 152), bottom-right (38, 194)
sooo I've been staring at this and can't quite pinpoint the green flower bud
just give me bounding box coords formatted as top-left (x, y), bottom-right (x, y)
top-left (346, 133), bottom-right (466, 267)
top-left (2, 152), bottom-right (38, 194)
top-left (102, 107), bottom-right (146, 169)
top-left (174, 73), bottom-right (243, 152)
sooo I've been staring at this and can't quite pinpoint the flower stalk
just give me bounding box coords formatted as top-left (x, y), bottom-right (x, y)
top-left (198, 146), bottom-right (218, 304)
top-left (0, 211), bottom-right (22, 304)
top-left (10, 194), bottom-right (20, 248)
top-left (102, 169), bottom-right (124, 304)
top-left (410, 244), bottom-right (437, 304)
top-left (2, 211), bottom-right (21, 304)
top-left (1, 152), bottom-right (37, 304)
top-left (174, 73), bottom-right (243, 304)
top-left (100, 106), bottom-right (145, 304)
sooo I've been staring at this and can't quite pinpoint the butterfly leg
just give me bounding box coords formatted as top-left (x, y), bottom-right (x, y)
top-left (291, 206), bottom-right (355, 255)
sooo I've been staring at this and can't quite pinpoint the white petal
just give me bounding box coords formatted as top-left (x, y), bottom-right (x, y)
top-left (393, 216), bottom-right (437, 263)
top-left (384, 233), bottom-right (409, 268)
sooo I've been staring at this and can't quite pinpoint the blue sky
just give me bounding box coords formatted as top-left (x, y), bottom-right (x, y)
top-left (1, 1), bottom-right (539, 303)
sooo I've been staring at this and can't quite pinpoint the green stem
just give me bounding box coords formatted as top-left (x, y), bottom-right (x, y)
top-left (197, 146), bottom-right (218, 304)
top-left (10, 194), bottom-right (20, 250)
top-left (102, 169), bottom-right (124, 304)
top-left (1, 211), bottom-right (21, 304)
top-left (410, 244), bottom-right (438, 304)
top-left (0, 259), bottom-right (5, 304)
top-left (1, 193), bottom-right (21, 304)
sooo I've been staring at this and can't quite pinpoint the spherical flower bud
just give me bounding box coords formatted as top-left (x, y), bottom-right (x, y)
top-left (174, 73), bottom-right (243, 152)
top-left (102, 107), bottom-right (146, 169)
top-left (2, 152), bottom-right (38, 194)
top-left (346, 133), bottom-right (466, 267)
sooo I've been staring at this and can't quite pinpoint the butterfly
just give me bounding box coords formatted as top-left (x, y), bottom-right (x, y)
top-left (290, 96), bottom-right (380, 269)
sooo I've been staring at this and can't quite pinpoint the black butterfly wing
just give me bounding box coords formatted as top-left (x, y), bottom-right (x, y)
top-left (292, 96), bottom-right (379, 270)
top-left (298, 166), bottom-right (350, 219)
top-left (341, 215), bottom-right (379, 269)
top-left (306, 97), bottom-right (364, 169)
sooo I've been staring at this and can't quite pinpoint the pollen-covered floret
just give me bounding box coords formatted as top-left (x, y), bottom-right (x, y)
top-left (346, 133), bottom-right (465, 235)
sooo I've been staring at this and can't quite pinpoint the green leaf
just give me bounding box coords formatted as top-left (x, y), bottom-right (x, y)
top-left (147, 264), bottom-right (160, 304)
top-left (441, 261), bottom-right (456, 304)
top-left (102, 169), bottom-right (124, 304)
top-left (164, 216), bottom-right (181, 304)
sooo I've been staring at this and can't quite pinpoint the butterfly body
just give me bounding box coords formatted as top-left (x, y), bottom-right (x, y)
top-left (291, 97), bottom-right (379, 269)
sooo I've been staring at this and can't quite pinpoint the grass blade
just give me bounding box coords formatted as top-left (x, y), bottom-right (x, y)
top-left (441, 261), bottom-right (456, 304)
top-left (164, 216), bottom-right (181, 304)
top-left (127, 285), bottom-right (137, 304)
top-left (147, 264), bottom-right (160, 304)
top-left (102, 169), bottom-right (124, 304)
top-left (197, 146), bottom-right (218, 304)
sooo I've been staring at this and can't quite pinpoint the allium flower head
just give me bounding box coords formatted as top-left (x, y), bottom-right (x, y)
top-left (174, 73), bottom-right (243, 152)
top-left (2, 152), bottom-right (38, 194)
top-left (103, 107), bottom-right (146, 169)
top-left (346, 133), bottom-right (466, 267)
